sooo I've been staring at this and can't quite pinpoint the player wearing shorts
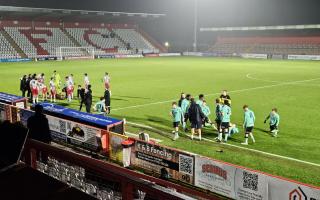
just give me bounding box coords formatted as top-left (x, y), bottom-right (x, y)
top-left (170, 102), bottom-right (183, 140)
top-left (30, 78), bottom-right (39, 104)
top-left (49, 78), bottom-right (56, 102)
top-left (264, 108), bottom-right (280, 137)
top-left (218, 100), bottom-right (231, 142)
top-left (201, 100), bottom-right (217, 129)
top-left (188, 98), bottom-right (205, 140)
top-left (65, 77), bottom-right (73, 102)
top-left (242, 105), bottom-right (256, 145)
top-left (103, 72), bottom-right (111, 90)
top-left (180, 94), bottom-right (191, 131)
top-left (40, 83), bottom-right (48, 101)
top-left (84, 73), bottom-right (90, 89)
top-left (68, 74), bottom-right (74, 99)
top-left (215, 98), bottom-right (223, 132)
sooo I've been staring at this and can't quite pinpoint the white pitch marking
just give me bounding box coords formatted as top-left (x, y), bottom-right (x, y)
top-left (113, 75), bottom-right (320, 111)
top-left (185, 135), bottom-right (320, 167)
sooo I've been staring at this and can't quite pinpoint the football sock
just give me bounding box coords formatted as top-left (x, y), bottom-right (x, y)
top-left (249, 133), bottom-right (255, 143)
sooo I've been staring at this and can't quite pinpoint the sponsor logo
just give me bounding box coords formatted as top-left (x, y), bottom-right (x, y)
top-left (289, 187), bottom-right (317, 200)
top-left (202, 164), bottom-right (227, 180)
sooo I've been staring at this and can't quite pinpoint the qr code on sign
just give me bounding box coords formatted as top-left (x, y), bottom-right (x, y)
top-left (179, 154), bottom-right (193, 175)
top-left (243, 171), bottom-right (258, 191)
top-left (59, 120), bottom-right (66, 133)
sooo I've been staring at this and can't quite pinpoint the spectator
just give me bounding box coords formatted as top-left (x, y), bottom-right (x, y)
top-left (27, 104), bottom-right (51, 144)
top-left (187, 97), bottom-right (205, 140)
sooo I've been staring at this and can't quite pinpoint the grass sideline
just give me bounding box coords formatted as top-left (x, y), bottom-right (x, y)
top-left (0, 57), bottom-right (319, 186)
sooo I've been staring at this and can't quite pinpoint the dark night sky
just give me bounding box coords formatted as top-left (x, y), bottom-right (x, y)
top-left (1, 0), bottom-right (319, 50)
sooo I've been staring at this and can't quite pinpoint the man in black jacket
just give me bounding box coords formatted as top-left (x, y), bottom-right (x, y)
top-left (20, 75), bottom-right (27, 97)
top-left (104, 88), bottom-right (111, 114)
top-left (84, 85), bottom-right (92, 113)
top-left (26, 74), bottom-right (32, 99)
top-left (187, 98), bottom-right (205, 140)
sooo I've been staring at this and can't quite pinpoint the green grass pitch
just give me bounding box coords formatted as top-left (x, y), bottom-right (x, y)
top-left (0, 57), bottom-right (319, 186)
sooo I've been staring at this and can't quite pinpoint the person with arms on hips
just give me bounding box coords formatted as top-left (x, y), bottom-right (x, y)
top-left (180, 94), bottom-right (191, 131)
top-left (264, 108), bottom-right (280, 137)
top-left (104, 88), bottom-right (111, 114)
top-left (84, 73), bottom-right (90, 89)
top-left (187, 97), bottom-right (205, 140)
top-left (220, 90), bottom-right (231, 106)
top-left (94, 97), bottom-right (106, 114)
top-left (170, 102), bottom-right (183, 141)
top-left (49, 78), bottom-right (56, 103)
top-left (242, 105), bottom-right (256, 145)
top-left (218, 100), bottom-right (231, 142)
top-left (84, 85), bottom-right (92, 113)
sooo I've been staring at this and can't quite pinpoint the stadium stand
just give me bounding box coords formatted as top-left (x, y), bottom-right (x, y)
top-left (0, 29), bottom-right (20, 59)
top-left (0, 20), bottom-right (160, 59)
top-left (209, 36), bottom-right (320, 55)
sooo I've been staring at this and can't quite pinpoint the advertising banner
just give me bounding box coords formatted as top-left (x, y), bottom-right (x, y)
top-left (109, 132), bottom-right (128, 164)
top-left (131, 140), bottom-right (194, 185)
top-left (144, 53), bottom-right (160, 57)
top-left (241, 54), bottom-right (268, 59)
top-left (288, 55), bottom-right (320, 61)
top-left (46, 115), bottom-right (102, 151)
top-left (268, 176), bottom-right (320, 200)
top-left (194, 155), bottom-right (236, 199)
top-left (235, 168), bottom-right (268, 200)
top-left (0, 58), bottom-right (32, 63)
top-left (36, 57), bottom-right (57, 61)
top-left (0, 103), bottom-right (11, 122)
top-left (159, 53), bottom-right (181, 57)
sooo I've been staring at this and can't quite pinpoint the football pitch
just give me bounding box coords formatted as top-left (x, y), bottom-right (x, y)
top-left (0, 57), bottom-right (319, 186)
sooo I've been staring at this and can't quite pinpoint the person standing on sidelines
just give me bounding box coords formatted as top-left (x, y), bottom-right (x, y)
top-left (84, 84), bottom-right (92, 113)
top-left (241, 105), bottom-right (256, 145)
top-left (188, 97), bottom-right (205, 140)
top-left (84, 73), bottom-right (90, 89)
top-left (218, 100), bottom-right (231, 142)
top-left (170, 102), bottom-right (183, 140)
top-left (104, 88), bottom-right (111, 114)
top-left (264, 108), bottom-right (280, 137)
top-left (69, 74), bottom-right (75, 99)
top-left (20, 75), bottom-right (27, 97)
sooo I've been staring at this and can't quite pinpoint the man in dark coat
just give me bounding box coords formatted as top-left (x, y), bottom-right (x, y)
top-left (26, 74), bottom-right (32, 99)
top-left (188, 98), bottom-right (205, 140)
top-left (104, 88), bottom-right (111, 114)
top-left (20, 75), bottom-right (27, 97)
top-left (27, 104), bottom-right (51, 144)
top-left (84, 84), bottom-right (92, 113)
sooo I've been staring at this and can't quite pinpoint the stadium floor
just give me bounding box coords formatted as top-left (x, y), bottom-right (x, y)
top-left (1, 57), bottom-right (319, 186)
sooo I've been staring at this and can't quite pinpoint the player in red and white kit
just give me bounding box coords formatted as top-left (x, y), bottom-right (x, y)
top-left (49, 77), bottom-right (56, 103)
top-left (68, 74), bottom-right (75, 99)
top-left (84, 73), bottom-right (90, 89)
top-left (40, 83), bottom-right (48, 101)
top-left (65, 77), bottom-right (73, 102)
top-left (38, 73), bottom-right (45, 84)
top-left (103, 72), bottom-right (111, 96)
top-left (30, 78), bottom-right (39, 104)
